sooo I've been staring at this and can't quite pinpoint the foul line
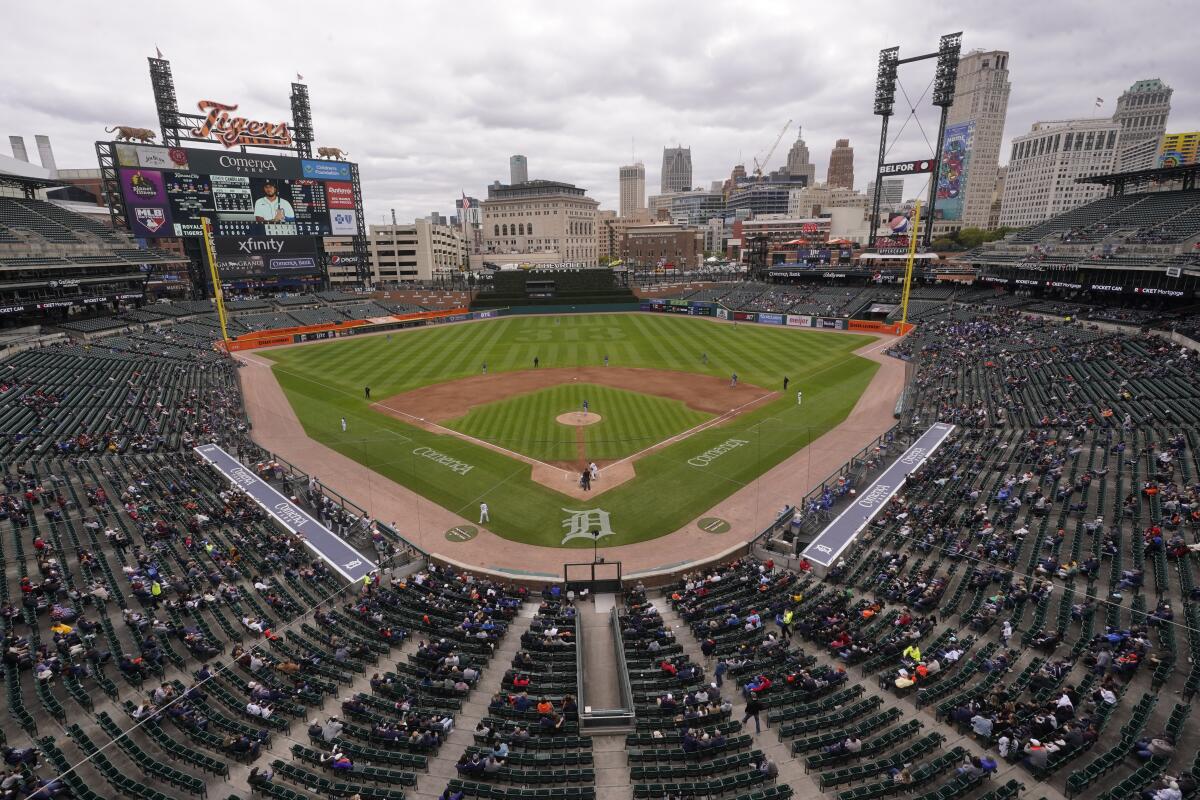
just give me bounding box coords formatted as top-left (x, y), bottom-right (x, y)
top-left (371, 399), bottom-right (571, 476)
top-left (607, 390), bottom-right (779, 468)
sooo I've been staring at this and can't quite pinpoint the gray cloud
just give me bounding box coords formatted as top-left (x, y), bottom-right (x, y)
top-left (1, 0), bottom-right (1195, 223)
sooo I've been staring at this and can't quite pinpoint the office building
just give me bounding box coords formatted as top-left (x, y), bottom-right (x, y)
top-left (619, 162), bottom-right (646, 217)
top-left (482, 179), bottom-right (599, 266)
top-left (619, 223), bottom-right (704, 269)
top-left (661, 146), bottom-right (692, 193)
top-left (595, 210), bottom-right (618, 261)
top-left (999, 118), bottom-right (1121, 228)
top-left (598, 209), bottom-right (656, 262)
top-left (1113, 79), bottom-right (1172, 171)
top-left (987, 166), bottom-right (1006, 230)
top-left (510, 154), bottom-right (528, 185)
top-left (788, 183), bottom-right (870, 220)
top-left (938, 49), bottom-right (1011, 231)
top-left (665, 189), bottom-right (725, 227)
top-left (784, 128), bottom-right (815, 186)
top-left (826, 139), bottom-right (854, 189)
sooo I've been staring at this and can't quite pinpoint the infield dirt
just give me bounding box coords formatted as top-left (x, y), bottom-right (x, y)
top-left (375, 366), bottom-right (772, 423)
top-left (372, 366), bottom-right (778, 498)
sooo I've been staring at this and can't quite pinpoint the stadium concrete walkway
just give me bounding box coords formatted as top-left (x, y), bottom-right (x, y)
top-left (235, 329), bottom-right (905, 580)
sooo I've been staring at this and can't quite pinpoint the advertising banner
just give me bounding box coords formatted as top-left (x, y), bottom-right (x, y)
top-left (716, 308), bottom-right (729, 320)
top-left (786, 314), bottom-right (812, 327)
top-left (330, 208), bottom-right (358, 235)
top-left (301, 159), bottom-right (352, 180)
top-left (212, 236), bottom-right (319, 277)
top-left (732, 311), bottom-right (756, 322)
top-left (119, 168), bottom-right (174, 237)
top-left (325, 181), bottom-right (355, 209)
top-left (757, 312), bottom-right (785, 325)
top-left (184, 148), bottom-right (303, 179)
top-left (815, 317), bottom-right (847, 330)
top-left (936, 122), bottom-right (974, 222)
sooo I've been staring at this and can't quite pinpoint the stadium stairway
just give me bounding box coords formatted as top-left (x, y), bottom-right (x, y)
top-left (653, 594), bottom-right (1070, 800)
top-left (404, 602), bottom-right (535, 800)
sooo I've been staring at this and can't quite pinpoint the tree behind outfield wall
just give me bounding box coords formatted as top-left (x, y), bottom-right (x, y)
top-left (931, 226), bottom-right (1017, 251)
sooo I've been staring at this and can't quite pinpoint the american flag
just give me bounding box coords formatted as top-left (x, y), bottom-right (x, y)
top-left (1095, 97), bottom-right (1104, 108)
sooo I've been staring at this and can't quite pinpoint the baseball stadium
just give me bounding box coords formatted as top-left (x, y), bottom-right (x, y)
top-left (3, 25), bottom-right (1200, 800)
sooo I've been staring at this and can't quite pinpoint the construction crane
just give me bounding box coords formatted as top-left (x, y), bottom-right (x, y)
top-left (752, 119), bottom-right (793, 178)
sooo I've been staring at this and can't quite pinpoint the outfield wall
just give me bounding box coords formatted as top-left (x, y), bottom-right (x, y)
top-left (640, 298), bottom-right (913, 334)
top-left (219, 307), bottom-right (478, 351)
top-left (501, 302), bottom-right (640, 315)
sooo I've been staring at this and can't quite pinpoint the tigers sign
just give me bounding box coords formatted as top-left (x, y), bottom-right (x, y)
top-left (189, 100), bottom-right (292, 149)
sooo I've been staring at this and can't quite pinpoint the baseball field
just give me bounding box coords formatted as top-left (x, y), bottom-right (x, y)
top-left (263, 313), bottom-right (879, 549)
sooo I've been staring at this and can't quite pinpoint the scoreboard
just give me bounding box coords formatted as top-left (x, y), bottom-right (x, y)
top-left (115, 143), bottom-right (358, 241)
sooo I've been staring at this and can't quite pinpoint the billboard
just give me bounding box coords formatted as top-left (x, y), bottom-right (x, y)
top-left (936, 122), bottom-right (974, 221)
top-left (879, 158), bottom-right (935, 176)
top-left (875, 208), bottom-right (913, 249)
top-left (115, 143), bottom-right (357, 239)
top-left (1157, 132), bottom-right (1199, 168)
top-left (212, 236), bottom-right (319, 278)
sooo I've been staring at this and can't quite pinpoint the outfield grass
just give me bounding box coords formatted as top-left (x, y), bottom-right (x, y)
top-left (444, 383), bottom-right (713, 463)
top-left (264, 313), bottom-right (880, 550)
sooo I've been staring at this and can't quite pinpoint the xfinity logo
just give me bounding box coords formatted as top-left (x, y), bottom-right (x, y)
top-left (236, 238), bottom-right (285, 254)
top-left (217, 155), bottom-right (279, 173)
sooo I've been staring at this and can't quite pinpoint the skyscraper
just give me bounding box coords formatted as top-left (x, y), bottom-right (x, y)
top-left (784, 128), bottom-right (815, 186)
top-left (826, 139), bottom-right (854, 189)
top-left (619, 162), bottom-right (646, 217)
top-left (879, 178), bottom-right (904, 211)
top-left (1112, 79), bottom-right (1172, 171)
top-left (509, 155), bottom-right (528, 185)
top-left (661, 147), bottom-right (692, 193)
top-left (940, 49), bottom-right (1011, 230)
top-left (999, 118), bottom-right (1120, 228)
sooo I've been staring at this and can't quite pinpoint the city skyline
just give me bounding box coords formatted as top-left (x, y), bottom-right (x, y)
top-left (2, 0), bottom-right (1197, 223)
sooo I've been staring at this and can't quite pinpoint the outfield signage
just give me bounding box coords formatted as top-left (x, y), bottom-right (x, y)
top-left (193, 443), bottom-right (376, 582)
top-left (413, 446), bottom-right (475, 475)
top-left (786, 314), bottom-right (812, 327)
top-left (758, 313), bottom-right (785, 325)
top-left (688, 438), bottom-right (751, 467)
top-left (801, 423), bottom-right (956, 567)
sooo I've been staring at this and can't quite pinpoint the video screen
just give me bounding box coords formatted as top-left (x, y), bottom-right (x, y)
top-left (115, 143), bottom-right (357, 240)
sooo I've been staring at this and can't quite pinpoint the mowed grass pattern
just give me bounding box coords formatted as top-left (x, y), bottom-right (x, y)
top-left (444, 383), bottom-right (712, 463)
top-left (265, 313), bottom-right (880, 550)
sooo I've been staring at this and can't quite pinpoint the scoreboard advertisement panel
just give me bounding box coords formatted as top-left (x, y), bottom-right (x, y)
top-left (211, 236), bottom-right (319, 278)
top-left (115, 143), bottom-right (355, 241)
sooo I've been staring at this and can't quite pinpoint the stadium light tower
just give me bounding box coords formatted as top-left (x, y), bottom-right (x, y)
top-left (868, 47), bottom-right (899, 247)
top-left (868, 33), bottom-right (962, 250)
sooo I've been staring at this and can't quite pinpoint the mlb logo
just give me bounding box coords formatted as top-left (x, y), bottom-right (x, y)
top-left (135, 207), bottom-right (166, 233)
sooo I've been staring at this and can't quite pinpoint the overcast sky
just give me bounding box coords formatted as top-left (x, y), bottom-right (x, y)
top-left (2, 0), bottom-right (1195, 224)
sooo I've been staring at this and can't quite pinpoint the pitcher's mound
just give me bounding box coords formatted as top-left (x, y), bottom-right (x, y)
top-left (556, 412), bottom-right (602, 426)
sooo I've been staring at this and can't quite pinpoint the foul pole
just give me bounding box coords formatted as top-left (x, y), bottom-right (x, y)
top-left (201, 217), bottom-right (230, 343)
top-left (900, 200), bottom-right (921, 327)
